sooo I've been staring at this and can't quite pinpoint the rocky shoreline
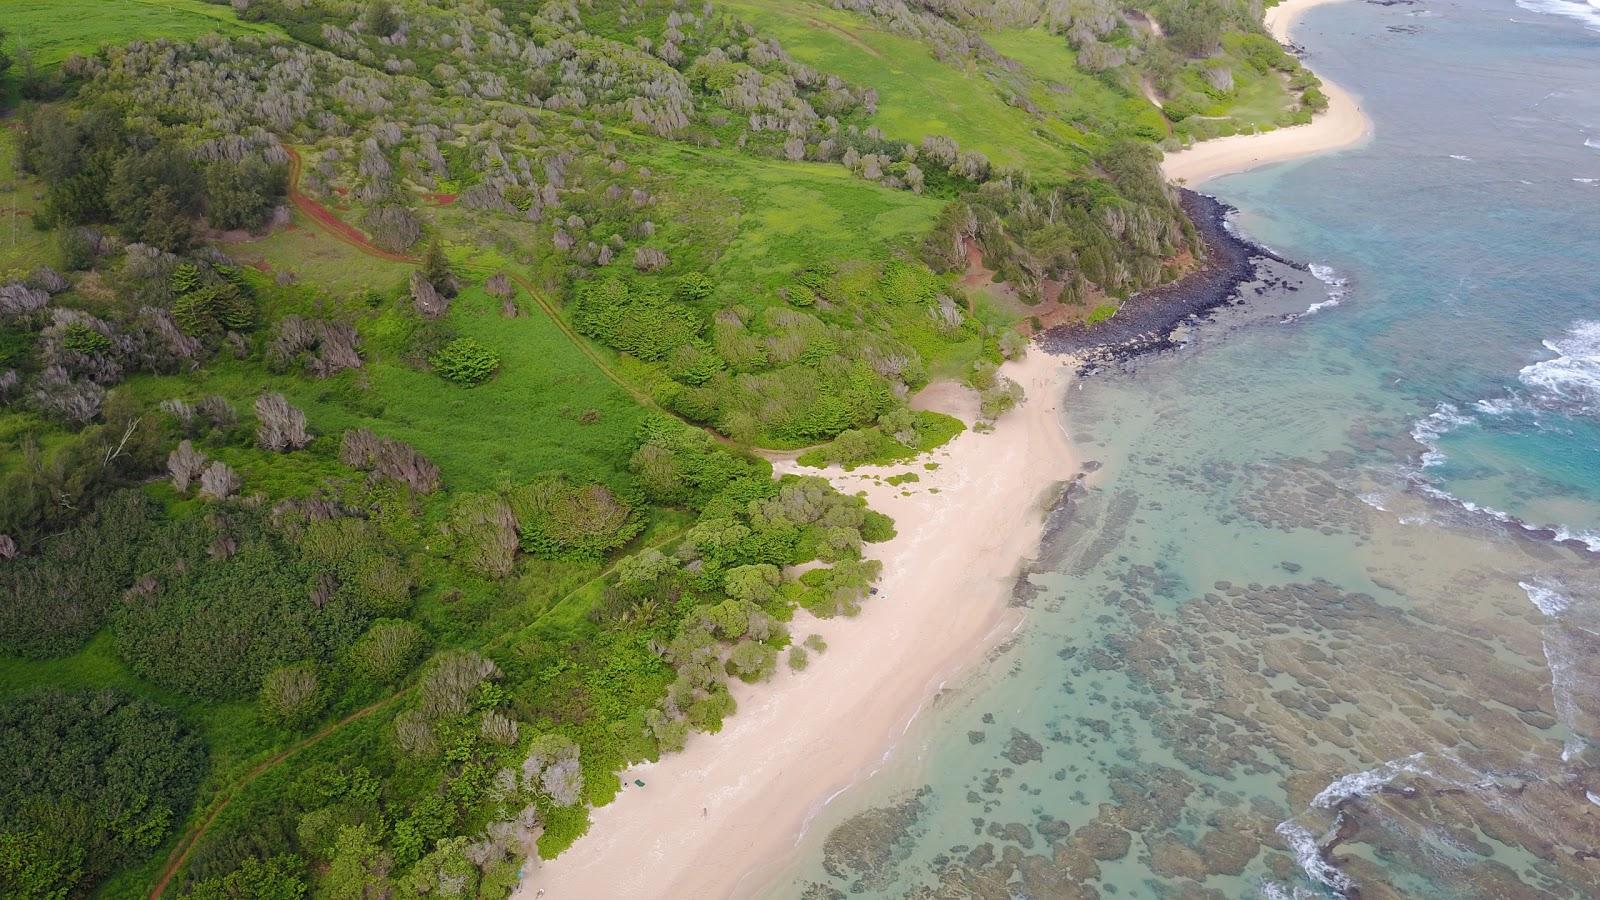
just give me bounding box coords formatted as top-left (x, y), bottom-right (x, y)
top-left (1041, 189), bottom-right (1305, 368)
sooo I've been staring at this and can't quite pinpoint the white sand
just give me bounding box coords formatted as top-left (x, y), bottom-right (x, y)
top-left (516, 348), bottom-right (1079, 899)
top-left (1161, 0), bottom-right (1373, 186)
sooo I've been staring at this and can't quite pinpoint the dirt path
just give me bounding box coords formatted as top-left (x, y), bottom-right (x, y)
top-left (283, 147), bottom-right (415, 263)
top-left (149, 693), bottom-right (408, 898)
top-left (149, 523), bottom-right (691, 898)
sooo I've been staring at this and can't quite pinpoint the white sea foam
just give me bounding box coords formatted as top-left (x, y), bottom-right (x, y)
top-left (1543, 636), bottom-right (1588, 761)
top-left (1576, 178), bottom-right (1599, 185)
top-left (1312, 753), bottom-right (1430, 809)
top-left (1411, 477), bottom-right (1600, 552)
top-left (1449, 154), bottom-right (1474, 161)
top-left (1518, 320), bottom-right (1600, 416)
top-left (1520, 579), bottom-right (1572, 615)
top-left (1260, 884), bottom-right (1318, 900)
top-left (1409, 402), bottom-right (1475, 467)
top-left (1516, 0), bottom-right (1600, 32)
top-left (1473, 395), bottom-right (1525, 416)
top-left (1586, 137), bottom-right (1600, 150)
top-left (1275, 821), bottom-right (1354, 892)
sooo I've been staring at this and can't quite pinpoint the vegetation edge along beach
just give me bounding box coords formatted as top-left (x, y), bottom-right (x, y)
top-left (523, 2), bottom-right (1372, 896)
top-left (0, 0), bottom-right (1355, 897)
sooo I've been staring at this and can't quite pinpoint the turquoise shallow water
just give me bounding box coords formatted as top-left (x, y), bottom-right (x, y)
top-left (766, 1), bottom-right (1600, 897)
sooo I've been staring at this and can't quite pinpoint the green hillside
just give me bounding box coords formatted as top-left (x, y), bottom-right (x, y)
top-left (0, 1), bottom-right (1313, 896)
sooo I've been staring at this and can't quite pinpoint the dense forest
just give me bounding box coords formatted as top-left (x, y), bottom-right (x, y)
top-left (0, 0), bottom-right (1309, 896)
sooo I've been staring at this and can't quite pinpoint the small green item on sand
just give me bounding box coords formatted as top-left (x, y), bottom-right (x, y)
top-left (634, 779), bottom-right (646, 787)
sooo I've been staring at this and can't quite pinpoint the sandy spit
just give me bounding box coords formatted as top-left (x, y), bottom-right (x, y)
top-left (516, 347), bottom-right (1079, 899)
top-left (1161, 0), bottom-right (1373, 186)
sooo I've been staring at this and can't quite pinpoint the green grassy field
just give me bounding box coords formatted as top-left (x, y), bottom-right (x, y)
top-left (984, 28), bottom-right (1169, 144)
top-left (5, 0), bottom-right (281, 67)
top-left (716, 0), bottom-right (1084, 171)
top-left (0, 129), bottom-right (52, 276)
top-left (646, 142), bottom-right (944, 299)
top-left (121, 282), bottom-right (649, 496)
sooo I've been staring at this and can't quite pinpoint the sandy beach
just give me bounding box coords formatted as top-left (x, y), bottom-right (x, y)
top-left (1161, 0), bottom-right (1373, 185)
top-left (514, 5), bottom-right (1364, 897)
top-left (517, 348), bottom-right (1079, 899)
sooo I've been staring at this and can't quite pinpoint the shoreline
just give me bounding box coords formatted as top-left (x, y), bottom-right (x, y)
top-left (514, 4), bottom-right (1361, 896)
top-left (1042, 189), bottom-right (1307, 365)
top-left (1161, 0), bottom-right (1373, 185)
top-left (516, 348), bottom-right (1080, 899)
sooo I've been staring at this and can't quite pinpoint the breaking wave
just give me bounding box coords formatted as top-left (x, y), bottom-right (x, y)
top-left (1514, 320), bottom-right (1600, 417)
top-left (1515, 0), bottom-right (1600, 32)
top-left (1312, 752), bottom-right (1430, 809)
top-left (1409, 402), bottom-right (1475, 468)
top-left (1275, 820), bottom-right (1354, 893)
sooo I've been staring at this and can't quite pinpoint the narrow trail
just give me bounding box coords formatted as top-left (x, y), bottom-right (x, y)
top-left (149, 693), bottom-right (408, 898)
top-left (283, 147), bottom-right (415, 263)
top-left (149, 524), bottom-right (691, 898)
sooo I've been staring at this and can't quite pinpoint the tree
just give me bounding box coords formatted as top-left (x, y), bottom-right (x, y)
top-left (363, 0), bottom-right (400, 36)
top-left (182, 854), bottom-right (308, 900)
top-left (0, 689), bottom-right (206, 896)
top-left (106, 142), bottom-right (202, 251)
top-left (205, 156), bottom-right (287, 231)
top-left (0, 28), bottom-right (12, 86)
top-left (420, 239), bottom-right (457, 296)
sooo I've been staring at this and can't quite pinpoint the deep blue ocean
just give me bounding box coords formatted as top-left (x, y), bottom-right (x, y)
top-left (767, 0), bottom-right (1600, 896)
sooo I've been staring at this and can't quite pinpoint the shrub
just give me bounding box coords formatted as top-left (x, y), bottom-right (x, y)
top-left (113, 513), bottom-right (369, 700)
top-left (340, 428), bottom-right (441, 494)
top-left (998, 329), bottom-right (1029, 361)
top-left (726, 640), bottom-right (777, 683)
top-left (168, 439), bottom-right (208, 492)
top-left (0, 490), bottom-right (160, 658)
top-left (259, 662), bottom-right (326, 730)
top-left (430, 337), bottom-right (500, 386)
top-left (348, 619), bottom-right (427, 685)
top-left (447, 494), bottom-right (520, 579)
top-left (180, 854), bottom-right (307, 900)
top-left (198, 461), bottom-right (241, 500)
top-left (675, 272), bottom-right (714, 302)
top-left (362, 204), bottom-right (421, 252)
top-left (508, 477), bottom-right (641, 560)
top-left (255, 393), bottom-right (311, 451)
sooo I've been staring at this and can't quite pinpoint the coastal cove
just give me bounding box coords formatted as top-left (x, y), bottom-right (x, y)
top-left (6, 0), bottom-right (1588, 897)
top-left (1162, 0), bottom-right (1374, 186)
top-left (519, 2), bottom-right (1376, 897)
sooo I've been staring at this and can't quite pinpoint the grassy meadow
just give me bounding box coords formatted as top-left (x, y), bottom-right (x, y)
top-left (5, 0), bottom-right (281, 67)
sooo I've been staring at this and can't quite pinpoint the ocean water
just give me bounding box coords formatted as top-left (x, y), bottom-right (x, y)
top-left (763, 1), bottom-right (1600, 897)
